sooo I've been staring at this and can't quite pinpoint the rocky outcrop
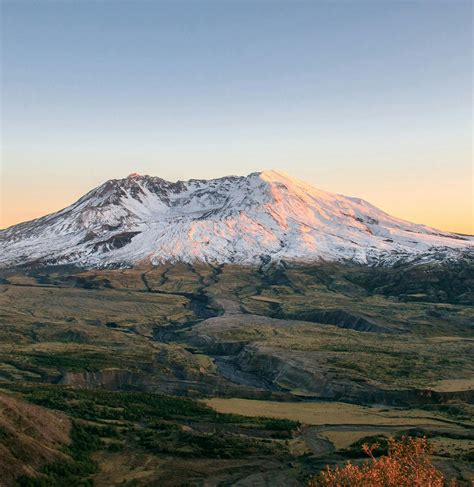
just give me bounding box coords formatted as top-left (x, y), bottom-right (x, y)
top-left (280, 308), bottom-right (398, 334)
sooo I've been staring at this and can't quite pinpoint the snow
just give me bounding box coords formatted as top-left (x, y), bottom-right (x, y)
top-left (0, 170), bottom-right (472, 268)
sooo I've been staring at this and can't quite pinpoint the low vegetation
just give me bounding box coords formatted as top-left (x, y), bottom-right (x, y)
top-left (309, 437), bottom-right (447, 487)
top-left (0, 392), bottom-right (71, 485)
top-left (6, 385), bottom-right (299, 485)
top-left (17, 422), bottom-right (101, 487)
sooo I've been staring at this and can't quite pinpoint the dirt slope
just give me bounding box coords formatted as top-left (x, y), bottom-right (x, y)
top-left (0, 391), bottom-right (71, 486)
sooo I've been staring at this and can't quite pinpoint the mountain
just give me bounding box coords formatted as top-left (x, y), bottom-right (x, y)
top-left (1, 170), bottom-right (472, 268)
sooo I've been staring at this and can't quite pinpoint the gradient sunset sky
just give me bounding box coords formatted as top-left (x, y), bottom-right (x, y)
top-left (1, 1), bottom-right (472, 233)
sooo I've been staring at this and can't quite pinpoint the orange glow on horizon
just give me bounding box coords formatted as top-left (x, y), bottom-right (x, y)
top-left (1, 178), bottom-right (472, 235)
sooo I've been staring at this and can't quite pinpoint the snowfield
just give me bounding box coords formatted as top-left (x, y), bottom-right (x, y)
top-left (1, 170), bottom-right (472, 268)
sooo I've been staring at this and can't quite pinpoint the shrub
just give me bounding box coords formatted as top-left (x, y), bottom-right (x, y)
top-left (309, 436), bottom-right (450, 487)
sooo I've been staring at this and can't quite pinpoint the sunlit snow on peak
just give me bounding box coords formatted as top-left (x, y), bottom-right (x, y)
top-left (0, 170), bottom-right (472, 268)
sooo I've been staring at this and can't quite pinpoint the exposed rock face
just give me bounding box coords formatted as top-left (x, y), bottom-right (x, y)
top-left (174, 301), bottom-right (474, 406)
top-left (278, 309), bottom-right (398, 334)
top-left (56, 366), bottom-right (287, 400)
top-left (1, 170), bottom-right (472, 268)
top-left (58, 368), bottom-right (148, 390)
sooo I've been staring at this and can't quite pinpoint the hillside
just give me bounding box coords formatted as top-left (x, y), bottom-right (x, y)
top-left (0, 392), bottom-right (71, 486)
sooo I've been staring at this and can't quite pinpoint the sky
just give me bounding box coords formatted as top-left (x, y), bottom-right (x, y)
top-left (1, 0), bottom-right (472, 233)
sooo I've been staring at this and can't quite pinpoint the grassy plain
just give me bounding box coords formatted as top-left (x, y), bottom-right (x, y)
top-left (203, 398), bottom-right (469, 428)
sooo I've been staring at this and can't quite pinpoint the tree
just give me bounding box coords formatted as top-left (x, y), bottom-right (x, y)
top-left (309, 436), bottom-right (451, 487)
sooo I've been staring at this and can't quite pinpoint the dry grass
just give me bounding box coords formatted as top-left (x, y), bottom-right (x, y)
top-left (0, 284), bottom-right (190, 328)
top-left (92, 450), bottom-right (165, 486)
top-left (429, 379), bottom-right (474, 392)
top-left (249, 295), bottom-right (283, 304)
top-left (430, 437), bottom-right (474, 457)
top-left (203, 398), bottom-right (458, 428)
top-left (0, 391), bottom-right (71, 486)
top-left (320, 431), bottom-right (383, 450)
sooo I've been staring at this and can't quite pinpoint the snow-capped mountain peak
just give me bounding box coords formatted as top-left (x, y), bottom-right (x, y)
top-left (1, 170), bottom-right (472, 268)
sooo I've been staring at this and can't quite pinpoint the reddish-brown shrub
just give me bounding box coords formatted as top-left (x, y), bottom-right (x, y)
top-left (309, 436), bottom-right (451, 487)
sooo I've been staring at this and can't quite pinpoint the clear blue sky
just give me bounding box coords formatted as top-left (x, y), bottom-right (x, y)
top-left (1, 0), bottom-right (472, 232)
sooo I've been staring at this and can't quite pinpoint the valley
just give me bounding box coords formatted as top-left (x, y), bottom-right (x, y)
top-left (0, 261), bottom-right (473, 485)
